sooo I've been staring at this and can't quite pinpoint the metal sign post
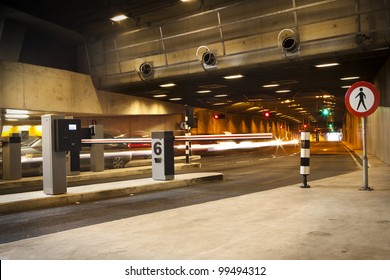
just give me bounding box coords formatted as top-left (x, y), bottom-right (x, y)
top-left (345, 81), bottom-right (380, 191)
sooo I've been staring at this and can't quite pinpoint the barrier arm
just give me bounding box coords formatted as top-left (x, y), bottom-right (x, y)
top-left (81, 133), bottom-right (273, 145)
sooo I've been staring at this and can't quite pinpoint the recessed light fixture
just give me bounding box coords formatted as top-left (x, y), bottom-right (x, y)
top-left (169, 97), bottom-right (182, 101)
top-left (110, 14), bottom-right (128, 22)
top-left (223, 74), bottom-right (244, 80)
top-left (196, 90), bottom-right (211, 94)
top-left (263, 84), bottom-right (280, 88)
top-left (215, 94), bottom-right (228, 97)
top-left (315, 63), bottom-right (340, 68)
top-left (153, 94), bottom-right (167, 98)
top-left (159, 83), bottom-right (176, 88)
top-left (276, 89), bottom-right (291, 93)
top-left (340, 76), bottom-right (360, 80)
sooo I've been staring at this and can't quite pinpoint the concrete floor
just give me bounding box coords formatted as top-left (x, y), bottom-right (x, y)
top-left (0, 153), bottom-right (389, 260)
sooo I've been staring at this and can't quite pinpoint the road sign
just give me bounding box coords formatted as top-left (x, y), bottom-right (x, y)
top-left (345, 81), bottom-right (380, 117)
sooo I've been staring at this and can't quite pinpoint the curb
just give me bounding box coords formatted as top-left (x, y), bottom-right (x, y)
top-left (0, 172), bottom-right (223, 214)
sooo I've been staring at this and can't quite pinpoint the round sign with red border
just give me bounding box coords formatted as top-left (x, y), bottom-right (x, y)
top-left (345, 81), bottom-right (380, 117)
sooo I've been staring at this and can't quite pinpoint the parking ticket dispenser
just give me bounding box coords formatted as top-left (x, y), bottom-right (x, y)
top-left (2, 133), bottom-right (22, 180)
top-left (54, 119), bottom-right (81, 152)
top-left (151, 131), bottom-right (175, 181)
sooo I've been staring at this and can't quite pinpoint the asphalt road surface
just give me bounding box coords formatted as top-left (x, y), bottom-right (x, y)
top-left (0, 141), bottom-right (359, 244)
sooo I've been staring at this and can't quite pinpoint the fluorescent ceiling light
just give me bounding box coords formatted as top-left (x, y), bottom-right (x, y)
top-left (110, 15), bottom-right (128, 22)
top-left (169, 97), bottom-right (182, 101)
top-left (341, 85), bottom-right (351, 88)
top-left (315, 63), bottom-right (340, 68)
top-left (276, 89), bottom-right (291, 93)
top-left (247, 106), bottom-right (260, 111)
top-left (153, 94), bottom-right (167, 98)
top-left (196, 90), bottom-right (211, 94)
top-left (6, 109), bottom-right (29, 114)
top-left (215, 94), bottom-right (228, 97)
top-left (340, 76), bottom-right (360, 80)
top-left (5, 114), bottom-right (29, 119)
top-left (159, 83), bottom-right (176, 88)
top-left (213, 102), bottom-right (226, 106)
top-left (223, 74), bottom-right (244, 80)
top-left (263, 84), bottom-right (279, 88)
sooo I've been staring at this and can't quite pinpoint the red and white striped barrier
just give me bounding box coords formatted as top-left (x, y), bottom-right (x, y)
top-left (81, 133), bottom-right (273, 145)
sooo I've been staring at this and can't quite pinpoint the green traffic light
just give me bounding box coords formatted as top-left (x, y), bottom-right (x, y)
top-left (322, 108), bottom-right (329, 116)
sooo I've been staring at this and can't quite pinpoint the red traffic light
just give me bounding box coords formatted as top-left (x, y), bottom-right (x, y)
top-left (264, 111), bottom-right (270, 117)
top-left (213, 113), bottom-right (225, 119)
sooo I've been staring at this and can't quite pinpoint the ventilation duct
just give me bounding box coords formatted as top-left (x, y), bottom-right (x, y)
top-left (196, 45), bottom-right (217, 71)
top-left (134, 59), bottom-right (153, 80)
top-left (278, 29), bottom-right (300, 57)
top-left (139, 62), bottom-right (153, 76)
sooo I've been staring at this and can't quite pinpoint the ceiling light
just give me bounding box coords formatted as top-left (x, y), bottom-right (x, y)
top-left (5, 114), bottom-right (29, 119)
top-left (215, 94), bottom-right (228, 97)
top-left (6, 109), bottom-right (29, 114)
top-left (169, 97), bottom-right (182, 101)
top-left (315, 63), bottom-right (340, 68)
top-left (159, 83), bottom-right (176, 88)
top-left (340, 76), bottom-right (360, 80)
top-left (247, 106), bottom-right (260, 111)
top-left (110, 15), bottom-right (128, 22)
top-left (196, 90), bottom-right (211, 94)
top-left (223, 74), bottom-right (244, 80)
top-left (276, 89), bottom-right (291, 93)
top-left (263, 84), bottom-right (279, 88)
top-left (213, 103), bottom-right (226, 106)
top-left (153, 94), bottom-right (167, 98)
top-left (341, 85), bottom-right (351, 89)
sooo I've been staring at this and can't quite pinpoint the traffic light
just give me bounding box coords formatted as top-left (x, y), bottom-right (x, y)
top-left (322, 108), bottom-right (329, 116)
top-left (264, 111), bottom-right (271, 117)
top-left (213, 113), bottom-right (225, 119)
top-left (303, 124), bottom-right (308, 129)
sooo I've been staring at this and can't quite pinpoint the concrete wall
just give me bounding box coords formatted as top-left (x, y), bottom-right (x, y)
top-left (0, 60), bottom-right (184, 116)
top-left (193, 108), bottom-right (292, 139)
top-left (344, 58), bottom-right (390, 165)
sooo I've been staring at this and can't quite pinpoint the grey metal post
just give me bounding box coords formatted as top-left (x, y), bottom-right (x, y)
top-left (90, 124), bottom-right (104, 172)
top-left (42, 114), bottom-right (67, 195)
top-left (2, 133), bottom-right (22, 180)
top-left (360, 117), bottom-right (373, 191)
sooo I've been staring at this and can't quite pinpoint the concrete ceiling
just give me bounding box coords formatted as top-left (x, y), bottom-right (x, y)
top-left (2, 0), bottom-right (390, 131)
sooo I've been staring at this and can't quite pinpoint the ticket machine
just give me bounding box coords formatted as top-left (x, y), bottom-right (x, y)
top-left (42, 115), bottom-right (81, 195)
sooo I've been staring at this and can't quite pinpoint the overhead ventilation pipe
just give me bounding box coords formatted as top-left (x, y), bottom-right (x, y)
top-left (134, 59), bottom-right (153, 81)
top-left (196, 45), bottom-right (217, 71)
top-left (278, 29), bottom-right (300, 57)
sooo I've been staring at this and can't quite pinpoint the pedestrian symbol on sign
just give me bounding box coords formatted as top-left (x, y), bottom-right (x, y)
top-left (345, 81), bottom-right (379, 117)
top-left (355, 88), bottom-right (367, 111)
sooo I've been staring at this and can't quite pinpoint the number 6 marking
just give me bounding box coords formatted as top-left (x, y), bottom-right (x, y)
top-left (153, 141), bottom-right (162, 156)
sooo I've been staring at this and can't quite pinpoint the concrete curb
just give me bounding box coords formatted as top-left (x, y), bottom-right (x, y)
top-left (0, 162), bottom-right (201, 194)
top-left (0, 172), bottom-right (223, 214)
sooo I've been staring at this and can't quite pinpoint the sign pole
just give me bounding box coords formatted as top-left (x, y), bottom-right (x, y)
top-left (361, 117), bottom-right (372, 191)
top-left (345, 81), bottom-right (379, 191)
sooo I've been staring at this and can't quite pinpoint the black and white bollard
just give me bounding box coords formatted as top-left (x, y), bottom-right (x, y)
top-left (300, 131), bottom-right (311, 188)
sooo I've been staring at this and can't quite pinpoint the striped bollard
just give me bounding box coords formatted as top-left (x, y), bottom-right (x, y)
top-left (185, 114), bottom-right (191, 164)
top-left (300, 131), bottom-right (311, 188)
